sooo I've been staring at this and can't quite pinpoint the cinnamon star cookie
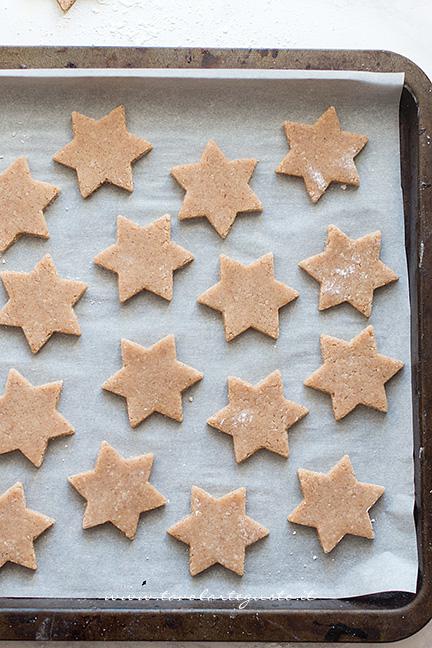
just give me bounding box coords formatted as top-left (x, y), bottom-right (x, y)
top-left (94, 215), bottom-right (193, 302)
top-left (0, 482), bottom-right (54, 570)
top-left (299, 225), bottom-right (398, 317)
top-left (53, 105), bottom-right (152, 198)
top-left (0, 158), bottom-right (59, 253)
top-left (208, 370), bottom-right (308, 462)
top-left (168, 486), bottom-right (268, 575)
top-left (305, 325), bottom-right (403, 420)
top-left (57, 0), bottom-right (76, 10)
top-left (288, 455), bottom-right (384, 553)
top-left (171, 140), bottom-right (262, 238)
top-left (103, 335), bottom-right (203, 427)
top-left (198, 253), bottom-right (298, 341)
top-left (0, 369), bottom-right (74, 467)
top-left (276, 107), bottom-right (368, 203)
top-left (69, 442), bottom-right (166, 540)
top-left (0, 254), bottom-right (87, 353)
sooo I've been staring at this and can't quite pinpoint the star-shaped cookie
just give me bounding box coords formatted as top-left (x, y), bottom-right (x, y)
top-left (171, 140), bottom-right (262, 238)
top-left (198, 253), bottom-right (298, 341)
top-left (208, 370), bottom-right (308, 462)
top-left (69, 442), bottom-right (166, 539)
top-left (0, 482), bottom-right (54, 570)
top-left (276, 107), bottom-right (368, 203)
top-left (288, 455), bottom-right (384, 553)
top-left (305, 325), bottom-right (403, 420)
top-left (57, 0), bottom-right (76, 10)
top-left (0, 369), bottom-right (74, 467)
top-left (299, 225), bottom-right (398, 317)
top-left (0, 254), bottom-right (87, 353)
top-left (0, 158), bottom-right (59, 253)
top-left (168, 486), bottom-right (268, 575)
top-left (53, 105), bottom-right (152, 198)
top-left (103, 335), bottom-right (203, 427)
top-left (94, 215), bottom-right (194, 302)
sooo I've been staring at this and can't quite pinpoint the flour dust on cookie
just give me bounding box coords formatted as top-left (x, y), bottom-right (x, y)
top-left (208, 370), bottom-right (308, 462)
top-left (276, 107), bottom-right (368, 203)
top-left (299, 225), bottom-right (398, 317)
top-left (288, 455), bottom-right (384, 553)
top-left (57, 0), bottom-right (76, 11)
top-left (54, 105), bottom-right (152, 198)
top-left (171, 140), bottom-right (262, 238)
top-left (168, 486), bottom-right (268, 575)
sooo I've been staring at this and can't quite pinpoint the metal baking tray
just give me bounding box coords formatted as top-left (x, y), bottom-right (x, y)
top-left (0, 47), bottom-right (430, 643)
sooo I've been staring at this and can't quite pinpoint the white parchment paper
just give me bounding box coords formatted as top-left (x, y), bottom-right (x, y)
top-left (0, 69), bottom-right (417, 599)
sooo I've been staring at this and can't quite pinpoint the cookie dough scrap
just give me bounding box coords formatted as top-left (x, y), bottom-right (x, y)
top-left (0, 158), bottom-right (59, 253)
top-left (168, 486), bottom-right (268, 576)
top-left (288, 455), bottom-right (384, 553)
top-left (94, 215), bottom-right (193, 302)
top-left (305, 325), bottom-right (403, 420)
top-left (0, 369), bottom-right (74, 467)
top-left (69, 442), bottom-right (166, 539)
top-left (57, 0), bottom-right (76, 10)
top-left (299, 225), bottom-right (398, 317)
top-left (276, 106), bottom-right (368, 203)
top-left (208, 370), bottom-right (308, 462)
top-left (53, 105), bottom-right (152, 198)
top-left (198, 253), bottom-right (298, 341)
top-left (103, 335), bottom-right (203, 427)
top-left (0, 254), bottom-right (87, 353)
top-left (0, 482), bottom-right (54, 570)
top-left (171, 140), bottom-right (262, 238)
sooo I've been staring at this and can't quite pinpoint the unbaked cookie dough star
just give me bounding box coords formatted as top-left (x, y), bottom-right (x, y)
top-left (168, 486), bottom-right (268, 576)
top-left (103, 335), bottom-right (203, 427)
top-left (276, 106), bottom-right (368, 203)
top-left (94, 215), bottom-right (194, 302)
top-left (57, 0), bottom-right (76, 10)
top-left (53, 105), bottom-right (152, 198)
top-left (171, 140), bottom-right (262, 238)
top-left (304, 325), bottom-right (403, 420)
top-left (198, 253), bottom-right (298, 341)
top-left (288, 455), bottom-right (384, 553)
top-left (0, 369), bottom-right (74, 467)
top-left (0, 158), bottom-right (59, 253)
top-left (69, 442), bottom-right (166, 540)
top-left (0, 482), bottom-right (54, 570)
top-left (299, 225), bottom-right (398, 317)
top-left (0, 254), bottom-right (87, 353)
top-left (208, 370), bottom-right (308, 462)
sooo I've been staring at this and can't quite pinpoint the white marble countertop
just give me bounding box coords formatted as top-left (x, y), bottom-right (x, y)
top-left (1, 1), bottom-right (431, 646)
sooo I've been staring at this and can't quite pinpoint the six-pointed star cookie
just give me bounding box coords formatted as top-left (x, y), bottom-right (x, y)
top-left (171, 140), bottom-right (262, 238)
top-left (0, 158), bottom-right (59, 253)
top-left (208, 370), bottom-right (308, 462)
top-left (57, 0), bottom-right (76, 10)
top-left (305, 325), bottom-right (403, 420)
top-left (0, 254), bottom-right (87, 353)
top-left (94, 215), bottom-right (194, 302)
top-left (198, 254), bottom-right (298, 341)
top-left (276, 106), bottom-right (368, 203)
top-left (103, 335), bottom-right (203, 427)
top-left (0, 482), bottom-right (54, 570)
top-left (53, 105), bottom-right (152, 198)
top-left (299, 225), bottom-right (398, 317)
top-left (69, 442), bottom-right (166, 539)
top-left (288, 455), bottom-right (384, 553)
top-left (0, 369), bottom-right (74, 467)
top-left (168, 486), bottom-right (268, 575)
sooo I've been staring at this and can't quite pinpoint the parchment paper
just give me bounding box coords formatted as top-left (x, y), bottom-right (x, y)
top-left (0, 69), bottom-right (417, 600)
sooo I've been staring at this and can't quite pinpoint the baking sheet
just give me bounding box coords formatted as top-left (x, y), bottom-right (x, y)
top-left (0, 69), bottom-right (417, 600)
